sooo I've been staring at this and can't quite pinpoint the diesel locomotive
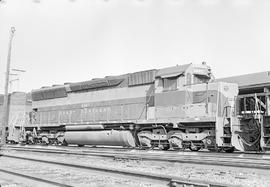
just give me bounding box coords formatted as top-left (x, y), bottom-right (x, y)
top-left (6, 63), bottom-right (270, 152)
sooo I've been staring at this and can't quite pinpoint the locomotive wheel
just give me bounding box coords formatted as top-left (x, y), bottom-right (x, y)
top-left (138, 137), bottom-right (152, 148)
top-left (56, 136), bottom-right (65, 145)
top-left (8, 140), bottom-right (18, 144)
top-left (41, 136), bottom-right (49, 145)
top-left (224, 147), bottom-right (234, 153)
top-left (62, 140), bottom-right (68, 146)
top-left (161, 144), bottom-right (170, 150)
top-left (189, 146), bottom-right (201, 151)
top-left (169, 137), bottom-right (183, 150)
top-left (28, 136), bottom-right (34, 144)
top-left (189, 142), bottom-right (201, 151)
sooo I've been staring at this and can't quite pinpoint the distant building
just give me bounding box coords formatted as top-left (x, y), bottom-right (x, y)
top-left (216, 71), bottom-right (270, 94)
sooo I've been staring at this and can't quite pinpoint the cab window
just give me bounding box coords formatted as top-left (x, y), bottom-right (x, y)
top-left (163, 77), bottom-right (177, 91)
top-left (194, 75), bottom-right (209, 84)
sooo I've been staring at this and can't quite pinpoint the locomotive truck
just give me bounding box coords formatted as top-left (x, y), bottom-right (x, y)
top-left (6, 63), bottom-right (270, 152)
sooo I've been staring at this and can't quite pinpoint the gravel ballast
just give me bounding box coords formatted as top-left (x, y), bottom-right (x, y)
top-left (1, 150), bottom-right (270, 187)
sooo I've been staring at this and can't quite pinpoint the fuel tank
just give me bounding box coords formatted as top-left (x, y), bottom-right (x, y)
top-left (64, 130), bottom-right (136, 147)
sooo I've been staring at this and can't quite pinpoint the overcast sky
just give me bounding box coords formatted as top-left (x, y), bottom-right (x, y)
top-left (0, 0), bottom-right (270, 93)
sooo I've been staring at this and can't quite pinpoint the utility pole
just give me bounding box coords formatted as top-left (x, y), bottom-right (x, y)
top-left (1, 27), bottom-right (16, 146)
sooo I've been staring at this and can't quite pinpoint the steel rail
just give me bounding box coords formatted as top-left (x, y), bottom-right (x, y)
top-left (1, 153), bottom-right (236, 187)
top-left (2, 146), bottom-right (270, 171)
top-left (0, 168), bottom-right (72, 187)
top-left (3, 145), bottom-right (270, 163)
top-left (4, 144), bottom-right (270, 157)
top-left (6, 143), bottom-right (270, 155)
top-left (5, 143), bottom-right (270, 155)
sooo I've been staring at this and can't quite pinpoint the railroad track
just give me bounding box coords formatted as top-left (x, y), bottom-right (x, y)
top-left (6, 143), bottom-right (270, 156)
top-left (0, 151), bottom-right (233, 187)
top-left (0, 167), bottom-right (71, 187)
top-left (2, 145), bottom-right (270, 170)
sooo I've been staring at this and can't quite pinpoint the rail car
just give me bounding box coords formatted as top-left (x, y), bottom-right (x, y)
top-left (0, 92), bottom-right (32, 143)
top-left (217, 71), bottom-right (270, 152)
top-left (6, 63), bottom-right (270, 152)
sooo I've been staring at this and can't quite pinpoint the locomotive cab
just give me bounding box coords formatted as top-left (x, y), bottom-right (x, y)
top-left (141, 63), bottom-right (239, 152)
